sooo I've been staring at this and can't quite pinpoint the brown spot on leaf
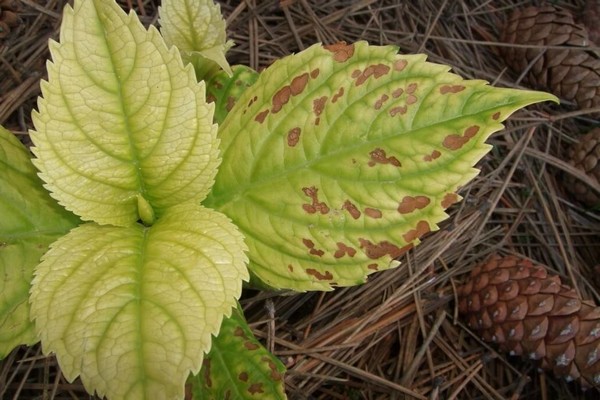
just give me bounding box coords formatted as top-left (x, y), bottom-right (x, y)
top-left (342, 200), bottom-right (361, 219)
top-left (407, 83), bottom-right (418, 94)
top-left (359, 238), bottom-right (410, 259)
top-left (389, 106), bottom-right (407, 117)
top-left (334, 242), bottom-right (357, 258)
top-left (291, 73), bottom-right (310, 95)
top-left (248, 383), bottom-right (264, 395)
top-left (206, 94), bottom-right (217, 103)
top-left (392, 88), bottom-right (404, 98)
top-left (324, 42), bottom-right (355, 62)
top-left (394, 59), bottom-right (408, 71)
top-left (248, 95), bottom-right (258, 107)
top-left (402, 220), bottom-right (431, 242)
top-left (406, 94), bottom-right (417, 105)
top-left (306, 268), bottom-right (333, 280)
top-left (287, 127), bottom-right (301, 147)
top-left (368, 263), bottom-right (379, 271)
top-left (244, 341), bottom-right (259, 350)
top-left (288, 264), bottom-right (294, 272)
top-left (302, 186), bottom-right (330, 214)
top-left (262, 357), bottom-right (284, 381)
top-left (302, 238), bottom-right (325, 257)
top-left (442, 125), bottom-right (480, 150)
top-left (423, 150), bottom-right (441, 162)
top-left (374, 94), bottom-right (389, 110)
top-left (332, 87), bottom-right (344, 103)
top-left (213, 81), bottom-right (223, 89)
top-left (492, 111), bottom-right (501, 120)
top-left (313, 96), bottom-right (328, 117)
top-left (203, 359), bottom-right (212, 388)
top-left (272, 73), bottom-right (309, 113)
top-left (226, 96), bottom-right (236, 112)
top-left (310, 68), bottom-right (320, 79)
top-left (352, 69), bottom-right (361, 78)
top-left (234, 327), bottom-right (245, 338)
top-left (397, 196), bottom-right (431, 214)
top-left (442, 193), bottom-right (459, 209)
top-left (238, 372), bottom-right (249, 382)
top-left (255, 109), bottom-right (269, 123)
top-left (310, 248), bottom-right (325, 257)
top-left (440, 84), bottom-right (465, 94)
top-left (302, 238), bottom-right (315, 248)
top-left (365, 208), bottom-right (382, 218)
top-left (368, 148), bottom-right (401, 167)
top-left (354, 64), bottom-right (391, 86)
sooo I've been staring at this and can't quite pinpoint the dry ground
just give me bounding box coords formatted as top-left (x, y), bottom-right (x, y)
top-left (1, 0), bottom-right (600, 399)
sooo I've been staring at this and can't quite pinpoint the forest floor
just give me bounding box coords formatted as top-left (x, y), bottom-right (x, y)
top-left (1, 0), bottom-right (600, 399)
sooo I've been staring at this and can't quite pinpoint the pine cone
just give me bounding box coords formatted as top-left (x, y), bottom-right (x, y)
top-left (458, 254), bottom-right (600, 388)
top-left (582, 0), bottom-right (600, 45)
top-left (565, 128), bottom-right (600, 208)
top-left (0, 0), bottom-right (20, 39)
top-left (499, 6), bottom-right (600, 113)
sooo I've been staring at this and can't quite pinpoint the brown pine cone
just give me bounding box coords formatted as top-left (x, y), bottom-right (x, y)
top-left (0, 0), bottom-right (20, 39)
top-left (565, 128), bottom-right (600, 208)
top-left (458, 254), bottom-right (600, 388)
top-left (582, 0), bottom-right (600, 46)
top-left (499, 6), bottom-right (600, 112)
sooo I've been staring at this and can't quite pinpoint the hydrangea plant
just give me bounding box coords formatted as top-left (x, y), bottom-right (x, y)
top-left (0, 0), bottom-right (557, 398)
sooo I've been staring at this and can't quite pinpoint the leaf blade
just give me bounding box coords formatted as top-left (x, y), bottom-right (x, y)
top-left (206, 42), bottom-right (557, 290)
top-left (159, 0), bottom-right (233, 76)
top-left (30, 0), bottom-right (219, 226)
top-left (191, 304), bottom-right (286, 399)
top-left (0, 126), bottom-right (78, 358)
top-left (30, 203), bottom-right (248, 399)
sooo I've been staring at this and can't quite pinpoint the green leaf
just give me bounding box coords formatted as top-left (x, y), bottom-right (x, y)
top-left (191, 304), bottom-right (286, 399)
top-left (206, 65), bottom-right (259, 125)
top-left (205, 41), bottom-right (557, 291)
top-left (30, 203), bottom-right (248, 400)
top-left (0, 126), bottom-right (78, 358)
top-left (159, 0), bottom-right (234, 77)
top-left (30, 0), bottom-right (219, 227)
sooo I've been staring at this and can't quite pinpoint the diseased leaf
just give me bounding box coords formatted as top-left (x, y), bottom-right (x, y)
top-left (30, 0), bottom-right (219, 227)
top-left (205, 41), bottom-right (557, 291)
top-left (0, 126), bottom-right (78, 358)
top-left (206, 65), bottom-right (259, 125)
top-left (191, 303), bottom-right (287, 399)
top-left (30, 203), bottom-right (248, 400)
top-left (159, 0), bottom-right (234, 77)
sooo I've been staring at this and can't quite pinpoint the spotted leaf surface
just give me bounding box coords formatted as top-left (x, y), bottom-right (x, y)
top-left (207, 65), bottom-right (259, 125)
top-left (159, 0), bottom-right (234, 76)
top-left (30, 203), bottom-right (248, 400)
top-left (205, 42), bottom-right (557, 291)
top-left (0, 127), bottom-right (78, 358)
top-left (190, 304), bottom-right (286, 399)
top-left (30, 0), bottom-right (219, 227)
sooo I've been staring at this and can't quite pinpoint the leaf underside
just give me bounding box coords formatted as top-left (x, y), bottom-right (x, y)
top-left (30, 0), bottom-right (219, 227)
top-left (205, 41), bottom-right (557, 291)
top-left (0, 126), bottom-right (78, 358)
top-left (191, 304), bottom-right (287, 399)
top-left (30, 203), bottom-right (248, 400)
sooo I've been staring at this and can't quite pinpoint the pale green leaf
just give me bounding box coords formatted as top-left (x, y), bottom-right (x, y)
top-left (205, 41), bottom-right (558, 291)
top-left (159, 0), bottom-right (234, 76)
top-left (0, 126), bottom-right (78, 358)
top-left (191, 303), bottom-right (286, 399)
top-left (206, 65), bottom-right (259, 125)
top-left (30, 0), bottom-right (219, 227)
top-left (30, 203), bottom-right (248, 400)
